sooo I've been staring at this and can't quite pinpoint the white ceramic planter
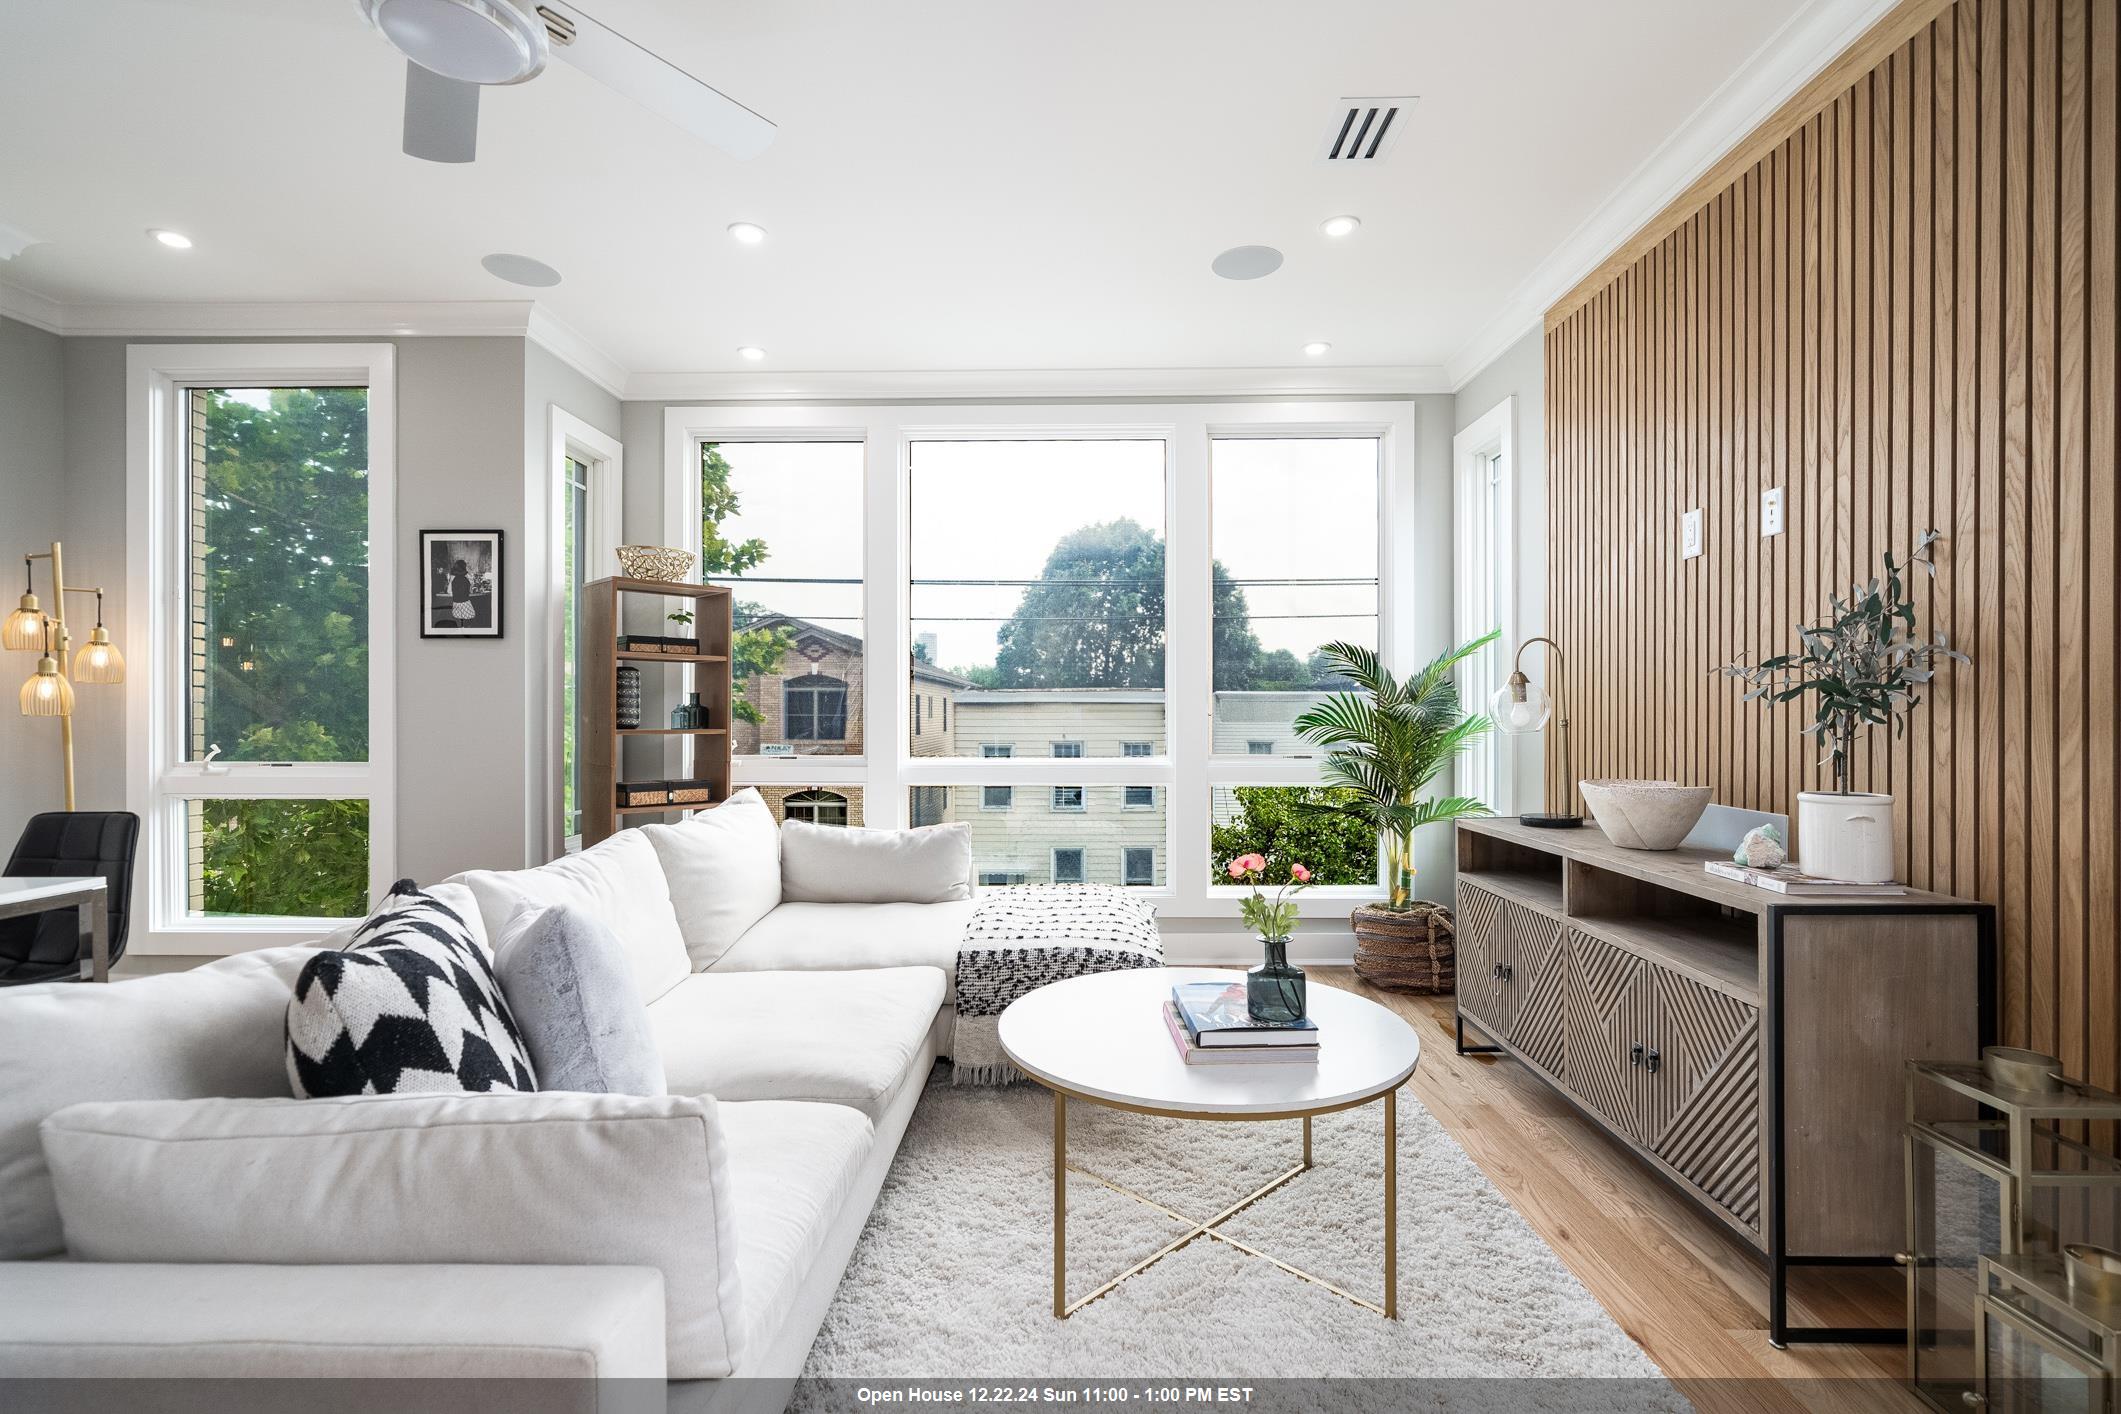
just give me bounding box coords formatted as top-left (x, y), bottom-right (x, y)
top-left (1796, 791), bottom-right (1896, 883)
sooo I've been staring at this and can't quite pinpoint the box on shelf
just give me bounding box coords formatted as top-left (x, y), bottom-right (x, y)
top-left (617, 782), bottom-right (670, 807)
top-left (668, 782), bottom-right (715, 805)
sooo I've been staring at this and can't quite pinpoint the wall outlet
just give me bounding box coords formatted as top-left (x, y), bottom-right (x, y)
top-left (1682, 508), bottom-right (1703, 560)
top-left (1762, 486), bottom-right (1785, 537)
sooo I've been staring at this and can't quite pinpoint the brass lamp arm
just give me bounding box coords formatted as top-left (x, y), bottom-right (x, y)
top-left (1508, 635), bottom-right (1576, 818)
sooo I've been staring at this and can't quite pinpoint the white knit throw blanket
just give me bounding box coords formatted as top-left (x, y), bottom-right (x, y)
top-left (951, 885), bottom-right (1163, 1085)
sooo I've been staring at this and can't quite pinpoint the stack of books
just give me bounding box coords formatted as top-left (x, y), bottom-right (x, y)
top-left (1163, 981), bottom-right (1319, 1066)
top-left (1703, 861), bottom-right (1907, 896)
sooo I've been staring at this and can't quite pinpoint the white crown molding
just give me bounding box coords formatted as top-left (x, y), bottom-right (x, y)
top-left (525, 306), bottom-right (628, 401)
top-left (0, 278), bottom-right (65, 333)
top-left (1444, 0), bottom-right (1903, 391)
top-left (623, 364), bottom-right (1451, 403)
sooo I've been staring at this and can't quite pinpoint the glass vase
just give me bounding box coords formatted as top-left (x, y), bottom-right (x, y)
top-left (1247, 937), bottom-right (1308, 1024)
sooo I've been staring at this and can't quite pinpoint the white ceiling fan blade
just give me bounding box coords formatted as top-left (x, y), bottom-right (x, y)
top-left (403, 60), bottom-right (481, 163)
top-left (537, 2), bottom-right (774, 160)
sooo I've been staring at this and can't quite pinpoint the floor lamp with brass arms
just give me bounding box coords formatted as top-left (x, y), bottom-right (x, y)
top-left (4, 541), bottom-right (127, 811)
top-left (1489, 635), bottom-right (1582, 829)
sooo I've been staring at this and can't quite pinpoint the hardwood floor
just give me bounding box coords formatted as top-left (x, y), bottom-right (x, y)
top-left (1313, 967), bottom-right (1920, 1412)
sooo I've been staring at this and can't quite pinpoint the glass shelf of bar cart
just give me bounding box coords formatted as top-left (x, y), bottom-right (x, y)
top-left (1904, 1055), bottom-right (2121, 1413)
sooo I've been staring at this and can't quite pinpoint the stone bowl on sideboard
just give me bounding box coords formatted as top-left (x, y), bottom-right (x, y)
top-left (1577, 779), bottom-right (1713, 851)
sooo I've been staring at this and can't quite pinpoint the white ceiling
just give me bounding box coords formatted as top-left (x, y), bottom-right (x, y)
top-left (0, 0), bottom-right (1823, 380)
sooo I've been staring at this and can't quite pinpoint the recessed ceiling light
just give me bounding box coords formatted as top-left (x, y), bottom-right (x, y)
top-left (1320, 215), bottom-right (1362, 238)
top-left (149, 229), bottom-right (192, 249)
top-left (727, 222), bottom-right (766, 245)
top-left (480, 252), bottom-right (561, 287)
top-left (1211, 245), bottom-right (1283, 281)
top-left (1303, 341), bottom-right (1332, 358)
top-left (737, 346), bottom-right (766, 361)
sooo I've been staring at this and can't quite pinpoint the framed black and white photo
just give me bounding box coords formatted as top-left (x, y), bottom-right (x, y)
top-left (420, 530), bottom-right (503, 638)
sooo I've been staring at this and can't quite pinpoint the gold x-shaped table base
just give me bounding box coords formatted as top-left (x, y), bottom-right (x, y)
top-left (1046, 1088), bottom-right (1399, 1320)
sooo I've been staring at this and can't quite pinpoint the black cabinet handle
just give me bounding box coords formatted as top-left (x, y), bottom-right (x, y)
top-left (1644, 1048), bottom-right (1661, 1074)
top-left (1499, 963), bottom-right (1514, 982)
top-left (1629, 1042), bottom-right (1644, 1067)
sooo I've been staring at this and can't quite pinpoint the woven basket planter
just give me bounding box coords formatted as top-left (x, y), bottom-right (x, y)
top-left (1350, 902), bottom-right (1456, 994)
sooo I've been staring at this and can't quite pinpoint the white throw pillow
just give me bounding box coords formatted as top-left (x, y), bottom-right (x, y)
top-left (0, 945), bottom-right (314, 1260)
top-left (642, 788), bottom-right (781, 971)
top-left (779, 819), bottom-right (973, 904)
top-left (41, 1091), bottom-right (747, 1379)
top-left (447, 829), bottom-right (690, 1004)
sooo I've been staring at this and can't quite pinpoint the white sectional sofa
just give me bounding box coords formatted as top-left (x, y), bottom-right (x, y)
top-left (0, 791), bottom-right (979, 1411)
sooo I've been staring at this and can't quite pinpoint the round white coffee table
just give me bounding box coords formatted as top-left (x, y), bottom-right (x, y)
top-left (998, 966), bottom-right (1420, 1320)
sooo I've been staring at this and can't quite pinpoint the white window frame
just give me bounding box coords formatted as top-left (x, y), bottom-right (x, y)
top-left (1051, 847), bottom-right (1087, 884)
top-left (1050, 784), bottom-right (1087, 813)
top-left (1123, 847), bottom-right (1156, 886)
top-left (125, 343), bottom-right (397, 953)
top-left (662, 400), bottom-right (1424, 919)
top-left (1454, 397), bottom-right (1516, 814)
top-left (548, 407), bottom-right (623, 857)
top-left (1123, 784), bottom-right (1156, 810)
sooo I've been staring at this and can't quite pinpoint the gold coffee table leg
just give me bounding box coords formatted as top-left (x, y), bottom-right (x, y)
top-left (1053, 1089), bottom-right (1067, 1318)
top-left (1385, 1086), bottom-right (1398, 1319)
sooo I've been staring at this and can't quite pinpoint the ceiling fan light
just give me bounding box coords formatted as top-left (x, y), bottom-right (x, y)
top-left (363, 0), bottom-right (548, 85)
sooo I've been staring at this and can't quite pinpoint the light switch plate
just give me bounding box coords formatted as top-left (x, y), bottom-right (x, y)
top-left (1682, 508), bottom-right (1703, 560)
top-left (1762, 486), bottom-right (1785, 537)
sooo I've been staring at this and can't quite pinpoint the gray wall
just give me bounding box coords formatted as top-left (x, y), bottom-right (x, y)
top-left (0, 316), bottom-right (70, 814)
top-left (1454, 327), bottom-right (1547, 812)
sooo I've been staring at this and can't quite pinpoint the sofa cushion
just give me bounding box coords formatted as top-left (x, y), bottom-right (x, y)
top-left (448, 828), bottom-right (689, 1004)
top-left (0, 944), bottom-right (312, 1261)
top-left (495, 903), bottom-right (666, 1095)
top-left (649, 968), bottom-right (945, 1120)
top-left (709, 900), bottom-right (976, 989)
top-left (0, 1262), bottom-right (668, 1380)
top-left (717, 1099), bottom-right (874, 1358)
top-left (40, 1090), bottom-right (746, 1379)
top-left (287, 881), bottom-right (537, 1098)
top-left (643, 788), bottom-right (781, 971)
top-left (779, 819), bottom-right (973, 904)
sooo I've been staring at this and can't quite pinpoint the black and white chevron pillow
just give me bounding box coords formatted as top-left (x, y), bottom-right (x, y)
top-left (286, 880), bottom-right (537, 1097)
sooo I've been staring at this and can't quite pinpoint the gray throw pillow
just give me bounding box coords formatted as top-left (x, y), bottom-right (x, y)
top-left (492, 904), bottom-right (666, 1095)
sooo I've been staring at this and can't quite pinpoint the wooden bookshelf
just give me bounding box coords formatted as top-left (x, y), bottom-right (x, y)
top-left (582, 576), bottom-right (733, 846)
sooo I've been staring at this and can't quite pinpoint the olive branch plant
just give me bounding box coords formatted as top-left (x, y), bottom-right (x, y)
top-left (1721, 529), bottom-right (1967, 794)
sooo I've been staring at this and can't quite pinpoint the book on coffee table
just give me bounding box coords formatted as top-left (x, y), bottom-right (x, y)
top-left (1170, 981), bottom-right (1320, 1047)
top-left (1162, 1002), bottom-right (1318, 1066)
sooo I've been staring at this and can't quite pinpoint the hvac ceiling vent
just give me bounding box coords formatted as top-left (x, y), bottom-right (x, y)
top-left (1322, 97), bottom-right (1416, 162)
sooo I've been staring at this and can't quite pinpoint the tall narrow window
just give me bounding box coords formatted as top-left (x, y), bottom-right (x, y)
top-left (561, 454), bottom-right (589, 845)
top-left (1454, 401), bottom-right (1512, 812)
top-left (1209, 438), bottom-right (1379, 755)
top-left (700, 442), bottom-right (864, 757)
top-left (132, 344), bottom-right (396, 946)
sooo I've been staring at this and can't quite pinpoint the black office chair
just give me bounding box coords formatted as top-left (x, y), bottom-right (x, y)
top-left (0, 812), bottom-right (139, 986)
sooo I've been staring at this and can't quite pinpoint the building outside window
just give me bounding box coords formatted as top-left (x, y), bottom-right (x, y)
top-left (784, 674), bottom-right (850, 740)
top-left (1247, 740), bottom-right (1275, 756)
top-left (1123, 847), bottom-right (1155, 886)
top-left (1051, 785), bottom-right (1085, 812)
top-left (783, 788), bottom-right (851, 826)
top-left (1051, 849), bottom-right (1086, 884)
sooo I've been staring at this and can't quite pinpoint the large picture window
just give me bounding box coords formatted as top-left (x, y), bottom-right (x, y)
top-left (129, 345), bottom-right (396, 947)
top-left (669, 401), bottom-right (1418, 921)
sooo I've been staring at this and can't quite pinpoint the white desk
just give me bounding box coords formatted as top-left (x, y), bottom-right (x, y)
top-left (0, 875), bottom-right (110, 982)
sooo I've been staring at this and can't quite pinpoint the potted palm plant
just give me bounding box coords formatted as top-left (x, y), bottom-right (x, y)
top-left (1723, 530), bottom-right (1966, 883)
top-left (1291, 633), bottom-right (1499, 992)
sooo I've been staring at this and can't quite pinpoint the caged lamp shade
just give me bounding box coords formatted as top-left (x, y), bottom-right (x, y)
top-left (3, 558), bottom-right (43, 650)
top-left (72, 626), bottom-right (124, 684)
top-left (20, 652), bottom-right (73, 717)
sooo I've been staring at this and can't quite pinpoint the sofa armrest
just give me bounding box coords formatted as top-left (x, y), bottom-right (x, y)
top-left (0, 1261), bottom-right (667, 1381)
top-left (39, 1092), bottom-right (743, 1379)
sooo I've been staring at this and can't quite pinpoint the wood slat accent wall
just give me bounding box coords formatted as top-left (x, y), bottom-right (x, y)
top-left (1542, 0), bottom-right (2118, 1103)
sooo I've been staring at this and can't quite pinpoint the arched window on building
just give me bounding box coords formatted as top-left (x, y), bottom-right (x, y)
top-left (782, 789), bottom-right (850, 827)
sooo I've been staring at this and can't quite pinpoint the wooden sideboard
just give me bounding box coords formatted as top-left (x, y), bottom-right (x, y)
top-left (1453, 816), bottom-right (1994, 1349)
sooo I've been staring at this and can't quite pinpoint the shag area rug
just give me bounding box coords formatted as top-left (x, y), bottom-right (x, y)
top-left (797, 1073), bottom-right (1682, 1402)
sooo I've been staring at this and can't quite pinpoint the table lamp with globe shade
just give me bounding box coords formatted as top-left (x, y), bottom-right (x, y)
top-left (1489, 636), bottom-right (1582, 828)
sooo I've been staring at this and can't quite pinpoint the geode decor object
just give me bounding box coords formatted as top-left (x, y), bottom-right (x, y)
top-left (1733, 823), bottom-right (1787, 869)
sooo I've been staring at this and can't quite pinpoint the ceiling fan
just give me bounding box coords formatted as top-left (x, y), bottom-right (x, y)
top-left (357, 0), bottom-right (774, 164)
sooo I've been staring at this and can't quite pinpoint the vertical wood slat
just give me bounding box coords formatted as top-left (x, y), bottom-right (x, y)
top-left (1539, 0), bottom-right (2119, 1113)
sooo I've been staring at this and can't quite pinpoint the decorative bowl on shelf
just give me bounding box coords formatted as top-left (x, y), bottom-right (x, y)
top-left (615, 545), bottom-right (696, 582)
top-left (1577, 779), bottom-right (1712, 851)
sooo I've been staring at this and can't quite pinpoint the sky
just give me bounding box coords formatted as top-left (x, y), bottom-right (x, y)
top-left (709, 437), bottom-right (1380, 674)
